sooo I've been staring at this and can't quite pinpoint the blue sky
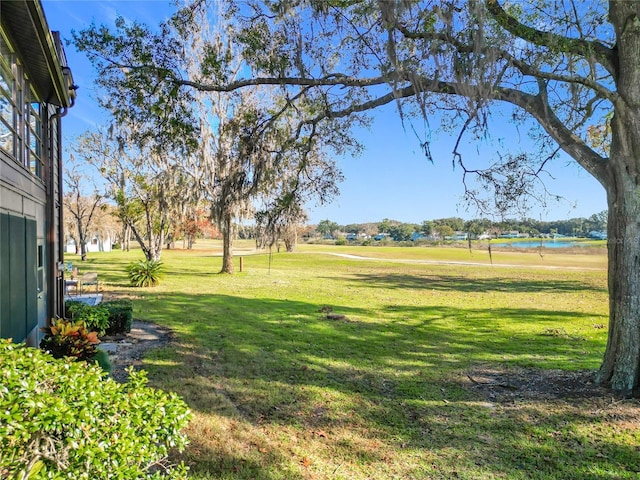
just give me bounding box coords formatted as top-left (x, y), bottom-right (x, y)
top-left (42, 0), bottom-right (608, 226)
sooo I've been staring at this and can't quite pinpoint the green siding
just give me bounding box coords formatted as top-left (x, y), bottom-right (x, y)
top-left (8, 215), bottom-right (26, 341)
top-left (25, 219), bottom-right (37, 333)
top-left (0, 214), bottom-right (8, 339)
top-left (0, 213), bottom-right (38, 342)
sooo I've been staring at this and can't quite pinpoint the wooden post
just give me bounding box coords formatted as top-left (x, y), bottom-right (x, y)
top-left (239, 256), bottom-right (243, 272)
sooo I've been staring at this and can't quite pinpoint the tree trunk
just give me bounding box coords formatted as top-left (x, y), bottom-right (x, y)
top-left (121, 223), bottom-right (131, 251)
top-left (129, 223), bottom-right (155, 262)
top-left (284, 227), bottom-right (297, 252)
top-left (221, 211), bottom-right (234, 274)
top-left (78, 226), bottom-right (87, 261)
top-left (596, 153), bottom-right (640, 396)
top-left (149, 229), bottom-right (163, 262)
top-left (594, 1), bottom-right (640, 397)
top-left (70, 234), bottom-right (79, 255)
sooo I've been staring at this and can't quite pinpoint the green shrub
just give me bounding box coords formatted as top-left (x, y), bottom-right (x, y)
top-left (102, 299), bottom-right (134, 335)
top-left (93, 348), bottom-right (113, 373)
top-left (0, 340), bottom-right (191, 479)
top-left (127, 260), bottom-right (164, 287)
top-left (65, 301), bottom-right (110, 336)
top-left (39, 318), bottom-right (100, 362)
top-left (65, 300), bottom-right (134, 336)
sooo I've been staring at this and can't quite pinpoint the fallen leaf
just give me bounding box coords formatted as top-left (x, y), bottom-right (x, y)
top-left (312, 430), bottom-right (328, 438)
top-left (300, 457), bottom-right (312, 468)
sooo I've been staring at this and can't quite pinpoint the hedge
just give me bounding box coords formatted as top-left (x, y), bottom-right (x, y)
top-left (102, 299), bottom-right (134, 335)
top-left (64, 299), bottom-right (133, 336)
top-left (0, 340), bottom-right (191, 479)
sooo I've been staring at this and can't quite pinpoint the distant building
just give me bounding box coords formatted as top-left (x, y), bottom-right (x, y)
top-left (588, 231), bottom-right (607, 240)
top-left (0, 1), bottom-right (76, 345)
top-left (65, 235), bottom-right (113, 253)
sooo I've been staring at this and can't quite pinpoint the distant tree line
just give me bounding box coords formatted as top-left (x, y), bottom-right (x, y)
top-left (312, 212), bottom-right (608, 241)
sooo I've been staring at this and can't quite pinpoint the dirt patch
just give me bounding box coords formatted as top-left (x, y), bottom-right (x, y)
top-left (102, 321), bottom-right (172, 382)
top-left (465, 367), bottom-right (614, 403)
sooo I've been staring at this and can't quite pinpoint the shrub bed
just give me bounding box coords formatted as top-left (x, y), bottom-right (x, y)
top-left (0, 340), bottom-right (190, 479)
top-left (64, 301), bottom-right (110, 336)
top-left (65, 299), bottom-right (134, 336)
top-left (102, 299), bottom-right (134, 335)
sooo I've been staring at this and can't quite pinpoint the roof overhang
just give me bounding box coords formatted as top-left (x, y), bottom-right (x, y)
top-left (0, 0), bottom-right (76, 107)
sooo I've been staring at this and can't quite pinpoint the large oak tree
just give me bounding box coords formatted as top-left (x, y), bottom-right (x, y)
top-left (180, 5), bottom-right (347, 273)
top-left (75, 1), bottom-right (640, 395)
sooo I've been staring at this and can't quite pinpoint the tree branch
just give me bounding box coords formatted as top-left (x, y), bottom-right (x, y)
top-left (307, 75), bottom-right (609, 185)
top-left (393, 19), bottom-right (615, 102)
top-left (485, 0), bottom-right (617, 77)
top-left (495, 82), bottom-right (609, 185)
top-left (178, 72), bottom-right (391, 92)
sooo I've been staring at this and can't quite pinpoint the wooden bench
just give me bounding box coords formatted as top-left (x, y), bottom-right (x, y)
top-left (80, 272), bottom-right (99, 294)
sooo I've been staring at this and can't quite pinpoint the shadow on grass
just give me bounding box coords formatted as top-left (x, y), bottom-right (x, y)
top-left (485, 405), bottom-right (640, 479)
top-left (131, 291), bottom-right (623, 480)
top-left (182, 433), bottom-right (300, 480)
top-left (67, 255), bottom-right (228, 288)
top-left (66, 254), bottom-right (138, 287)
top-left (334, 271), bottom-right (607, 294)
top-left (136, 292), bottom-right (604, 407)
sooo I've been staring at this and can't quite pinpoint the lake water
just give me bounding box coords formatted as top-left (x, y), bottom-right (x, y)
top-left (492, 240), bottom-right (588, 249)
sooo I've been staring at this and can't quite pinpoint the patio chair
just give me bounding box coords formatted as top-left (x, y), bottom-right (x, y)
top-left (80, 272), bottom-right (99, 294)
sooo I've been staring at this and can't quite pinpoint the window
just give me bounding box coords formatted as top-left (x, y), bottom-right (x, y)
top-left (26, 89), bottom-right (43, 177)
top-left (0, 36), bottom-right (16, 156)
top-left (0, 30), bottom-right (44, 180)
top-left (37, 243), bottom-right (44, 295)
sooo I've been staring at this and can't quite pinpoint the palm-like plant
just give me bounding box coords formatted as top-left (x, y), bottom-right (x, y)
top-left (126, 259), bottom-right (164, 287)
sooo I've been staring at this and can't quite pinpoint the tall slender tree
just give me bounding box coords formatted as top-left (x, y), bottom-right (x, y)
top-left (63, 158), bottom-right (105, 261)
top-left (77, 128), bottom-right (197, 262)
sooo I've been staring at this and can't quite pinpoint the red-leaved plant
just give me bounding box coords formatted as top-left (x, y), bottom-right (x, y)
top-left (40, 318), bottom-right (100, 362)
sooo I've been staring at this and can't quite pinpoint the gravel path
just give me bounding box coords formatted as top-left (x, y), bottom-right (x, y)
top-left (101, 321), bottom-right (172, 382)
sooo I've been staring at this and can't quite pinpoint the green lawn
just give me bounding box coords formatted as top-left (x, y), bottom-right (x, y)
top-left (71, 242), bottom-right (640, 479)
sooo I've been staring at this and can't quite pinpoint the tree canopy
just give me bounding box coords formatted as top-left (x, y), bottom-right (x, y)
top-left (74, 1), bottom-right (640, 395)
